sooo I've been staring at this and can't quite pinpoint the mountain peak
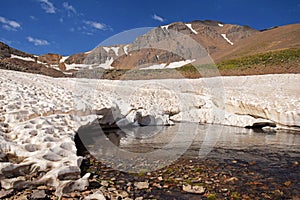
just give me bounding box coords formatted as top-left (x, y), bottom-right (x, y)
top-left (0, 21), bottom-right (299, 76)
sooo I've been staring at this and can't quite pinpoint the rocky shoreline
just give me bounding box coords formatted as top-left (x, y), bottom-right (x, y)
top-left (2, 144), bottom-right (299, 200)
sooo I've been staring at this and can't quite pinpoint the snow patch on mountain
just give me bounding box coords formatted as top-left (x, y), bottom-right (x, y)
top-left (65, 59), bottom-right (114, 70)
top-left (140, 59), bottom-right (194, 70)
top-left (221, 34), bottom-right (234, 45)
top-left (96, 57), bottom-right (114, 69)
top-left (11, 54), bottom-right (35, 62)
top-left (185, 24), bottom-right (198, 34)
top-left (111, 47), bottom-right (120, 56)
top-left (102, 46), bottom-right (119, 56)
top-left (103, 47), bottom-right (111, 53)
top-left (166, 59), bottom-right (195, 68)
top-left (161, 25), bottom-right (170, 32)
top-left (64, 63), bottom-right (91, 70)
top-left (60, 56), bottom-right (69, 63)
top-left (123, 45), bottom-right (129, 55)
top-left (140, 63), bottom-right (166, 70)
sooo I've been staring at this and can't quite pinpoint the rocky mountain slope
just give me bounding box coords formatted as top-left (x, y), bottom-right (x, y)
top-left (0, 43), bottom-right (66, 77)
top-left (215, 23), bottom-right (300, 62)
top-left (0, 20), bottom-right (299, 77)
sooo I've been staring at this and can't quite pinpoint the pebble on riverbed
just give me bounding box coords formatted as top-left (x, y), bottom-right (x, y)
top-left (134, 182), bottom-right (149, 189)
top-left (182, 184), bottom-right (205, 194)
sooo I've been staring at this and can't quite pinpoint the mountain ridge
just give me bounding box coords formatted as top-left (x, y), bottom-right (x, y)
top-left (0, 20), bottom-right (299, 78)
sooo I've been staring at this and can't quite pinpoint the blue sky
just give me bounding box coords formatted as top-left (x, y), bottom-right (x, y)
top-left (0, 0), bottom-right (299, 55)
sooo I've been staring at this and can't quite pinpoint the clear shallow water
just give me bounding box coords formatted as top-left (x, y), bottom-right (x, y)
top-left (118, 123), bottom-right (300, 151)
top-left (78, 123), bottom-right (300, 198)
top-left (77, 123), bottom-right (300, 172)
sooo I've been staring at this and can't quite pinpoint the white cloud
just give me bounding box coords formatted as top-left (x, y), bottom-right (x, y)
top-left (27, 36), bottom-right (49, 46)
top-left (152, 14), bottom-right (164, 22)
top-left (83, 32), bottom-right (93, 36)
top-left (62, 2), bottom-right (77, 16)
top-left (30, 16), bottom-right (37, 20)
top-left (84, 20), bottom-right (106, 30)
top-left (38, 0), bottom-right (56, 14)
top-left (0, 16), bottom-right (21, 31)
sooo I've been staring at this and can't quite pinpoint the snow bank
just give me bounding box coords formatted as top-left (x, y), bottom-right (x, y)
top-left (0, 69), bottom-right (299, 196)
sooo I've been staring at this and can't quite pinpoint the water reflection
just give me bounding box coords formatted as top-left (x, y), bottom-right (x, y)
top-left (77, 123), bottom-right (300, 172)
top-left (78, 123), bottom-right (300, 155)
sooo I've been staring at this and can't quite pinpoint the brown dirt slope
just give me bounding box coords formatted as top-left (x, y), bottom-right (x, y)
top-left (215, 23), bottom-right (300, 62)
top-left (0, 58), bottom-right (66, 77)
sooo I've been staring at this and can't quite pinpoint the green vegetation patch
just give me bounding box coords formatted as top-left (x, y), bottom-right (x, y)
top-left (217, 48), bottom-right (300, 70)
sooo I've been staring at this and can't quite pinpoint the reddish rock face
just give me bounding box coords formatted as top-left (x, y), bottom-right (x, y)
top-left (38, 53), bottom-right (62, 65)
top-left (0, 42), bottom-right (34, 59)
top-left (111, 49), bottom-right (184, 69)
top-left (64, 53), bottom-right (86, 64)
top-left (58, 62), bottom-right (66, 71)
top-left (0, 58), bottom-right (65, 77)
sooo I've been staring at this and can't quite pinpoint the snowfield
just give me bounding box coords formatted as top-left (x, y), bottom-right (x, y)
top-left (0, 69), bottom-right (299, 196)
